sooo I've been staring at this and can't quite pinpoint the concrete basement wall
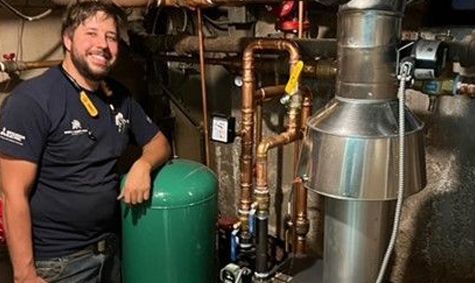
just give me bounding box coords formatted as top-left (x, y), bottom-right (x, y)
top-left (390, 91), bottom-right (475, 283)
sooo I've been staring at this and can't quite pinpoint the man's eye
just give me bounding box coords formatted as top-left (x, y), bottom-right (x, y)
top-left (87, 32), bottom-right (97, 37)
top-left (107, 35), bottom-right (118, 42)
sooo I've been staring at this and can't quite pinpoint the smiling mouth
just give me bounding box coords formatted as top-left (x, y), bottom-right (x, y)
top-left (89, 53), bottom-right (111, 68)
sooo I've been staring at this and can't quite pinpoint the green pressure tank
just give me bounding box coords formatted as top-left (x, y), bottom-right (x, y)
top-left (121, 158), bottom-right (218, 283)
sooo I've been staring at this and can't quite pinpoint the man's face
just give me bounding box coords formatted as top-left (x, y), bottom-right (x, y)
top-left (64, 11), bottom-right (119, 81)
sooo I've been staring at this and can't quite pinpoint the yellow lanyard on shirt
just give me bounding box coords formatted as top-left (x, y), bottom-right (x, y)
top-left (60, 66), bottom-right (102, 118)
top-left (79, 91), bottom-right (99, 118)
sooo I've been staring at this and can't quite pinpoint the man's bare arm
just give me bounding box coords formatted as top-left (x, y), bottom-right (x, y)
top-left (118, 132), bottom-right (171, 204)
top-left (0, 155), bottom-right (45, 283)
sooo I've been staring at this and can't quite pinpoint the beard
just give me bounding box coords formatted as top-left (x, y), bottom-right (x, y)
top-left (70, 47), bottom-right (115, 82)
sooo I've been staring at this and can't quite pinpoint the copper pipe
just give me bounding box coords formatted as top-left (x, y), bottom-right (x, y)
top-left (293, 178), bottom-right (308, 255)
top-left (197, 8), bottom-right (211, 167)
top-left (293, 87), bottom-right (312, 256)
top-left (157, 55), bottom-right (337, 79)
top-left (256, 104), bottom-right (263, 152)
top-left (239, 39), bottom-right (300, 249)
top-left (255, 85), bottom-right (286, 146)
top-left (458, 83), bottom-right (475, 97)
top-left (255, 85), bottom-right (286, 102)
top-left (0, 60), bottom-right (61, 74)
top-left (239, 65), bottom-right (256, 247)
top-left (254, 84), bottom-right (287, 277)
top-left (289, 0), bottom-right (311, 256)
top-left (292, 3), bottom-right (304, 242)
top-left (298, 0), bottom-right (304, 38)
top-left (303, 58), bottom-right (337, 80)
top-left (299, 87), bottom-right (312, 142)
top-left (255, 91), bottom-right (302, 276)
top-left (293, 132), bottom-right (300, 174)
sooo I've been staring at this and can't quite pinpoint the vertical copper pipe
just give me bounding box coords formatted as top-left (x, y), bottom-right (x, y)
top-left (295, 0), bottom-right (304, 172)
top-left (255, 92), bottom-right (302, 277)
top-left (239, 40), bottom-right (300, 248)
top-left (293, 87), bottom-right (312, 255)
top-left (239, 48), bottom-right (256, 247)
top-left (256, 104), bottom-right (263, 148)
top-left (297, 0), bottom-right (304, 38)
top-left (197, 8), bottom-right (211, 167)
top-left (290, 0), bottom-right (309, 257)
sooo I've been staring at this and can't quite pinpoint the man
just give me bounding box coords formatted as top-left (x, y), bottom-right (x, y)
top-left (0, 2), bottom-right (170, 282)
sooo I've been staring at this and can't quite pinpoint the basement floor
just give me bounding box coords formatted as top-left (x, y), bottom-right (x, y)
top-left (284, 256), bottom-right (323, 282)
top-left (274, 255), bottom-right (322, 283)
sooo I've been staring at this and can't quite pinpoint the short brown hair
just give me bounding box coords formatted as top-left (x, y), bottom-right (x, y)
top-left (61, 1), bottom-right (126, 39)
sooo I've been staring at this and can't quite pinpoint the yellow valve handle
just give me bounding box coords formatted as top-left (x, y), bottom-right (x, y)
top-left (285, 60), bottom-right (304, 95)
top-left (80, 91), bottom-right (99, 118)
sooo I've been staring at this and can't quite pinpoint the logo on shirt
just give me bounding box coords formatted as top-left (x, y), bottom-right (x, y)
top-left (0, 127), bottom-right (26, 146)
top-left (114, 112), bottom-right (129, 133)
top-left (64, 120), bottom-right (88, 136)
top-left (71, 120), bottom-right (82, 130)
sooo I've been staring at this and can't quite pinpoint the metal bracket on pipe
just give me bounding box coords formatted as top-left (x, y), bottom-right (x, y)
top-left (398, 58), bottom-right (415, 83)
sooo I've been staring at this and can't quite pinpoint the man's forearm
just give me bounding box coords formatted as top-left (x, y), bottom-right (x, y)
top-left (139, 132), bottom-right (171, 170)
top-left (4, 196), bottom-right (37, 280)
top-left (118, 132), bottom-right (171, 204)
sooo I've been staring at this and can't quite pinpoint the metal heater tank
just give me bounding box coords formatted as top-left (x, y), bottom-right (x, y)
top-left (300, 0), bottom-right (426, 282)
top-left (122, 158), bottom-right (218, 283)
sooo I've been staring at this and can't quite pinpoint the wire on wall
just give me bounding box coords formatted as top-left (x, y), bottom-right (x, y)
top-left (0, 0), bottom-right (52, 21)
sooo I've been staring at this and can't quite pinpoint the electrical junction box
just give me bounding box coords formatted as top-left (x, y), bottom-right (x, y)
top-left (211, 114), bottom-right (236, 144)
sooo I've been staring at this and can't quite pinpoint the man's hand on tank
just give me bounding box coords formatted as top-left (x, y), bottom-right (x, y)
top-left (118, 159), bottom-right (152, 205)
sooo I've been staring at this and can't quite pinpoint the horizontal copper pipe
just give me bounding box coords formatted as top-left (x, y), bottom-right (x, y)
top-left (255, 91), bottom-right (302, 162)
top-left (256, 130), bottom-right (301, 159)
top-left (255, 85), bottom-right (286, 102)
top-left (0, 60), bottom-right (61, 73)
top-left (158, 55), bottom-right (337, 79)
top-left (255, 85), bottom-right (286, 152)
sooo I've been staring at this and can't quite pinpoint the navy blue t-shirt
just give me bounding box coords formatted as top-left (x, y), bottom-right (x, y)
top-left (0, 66), bottom-right (159, 259)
